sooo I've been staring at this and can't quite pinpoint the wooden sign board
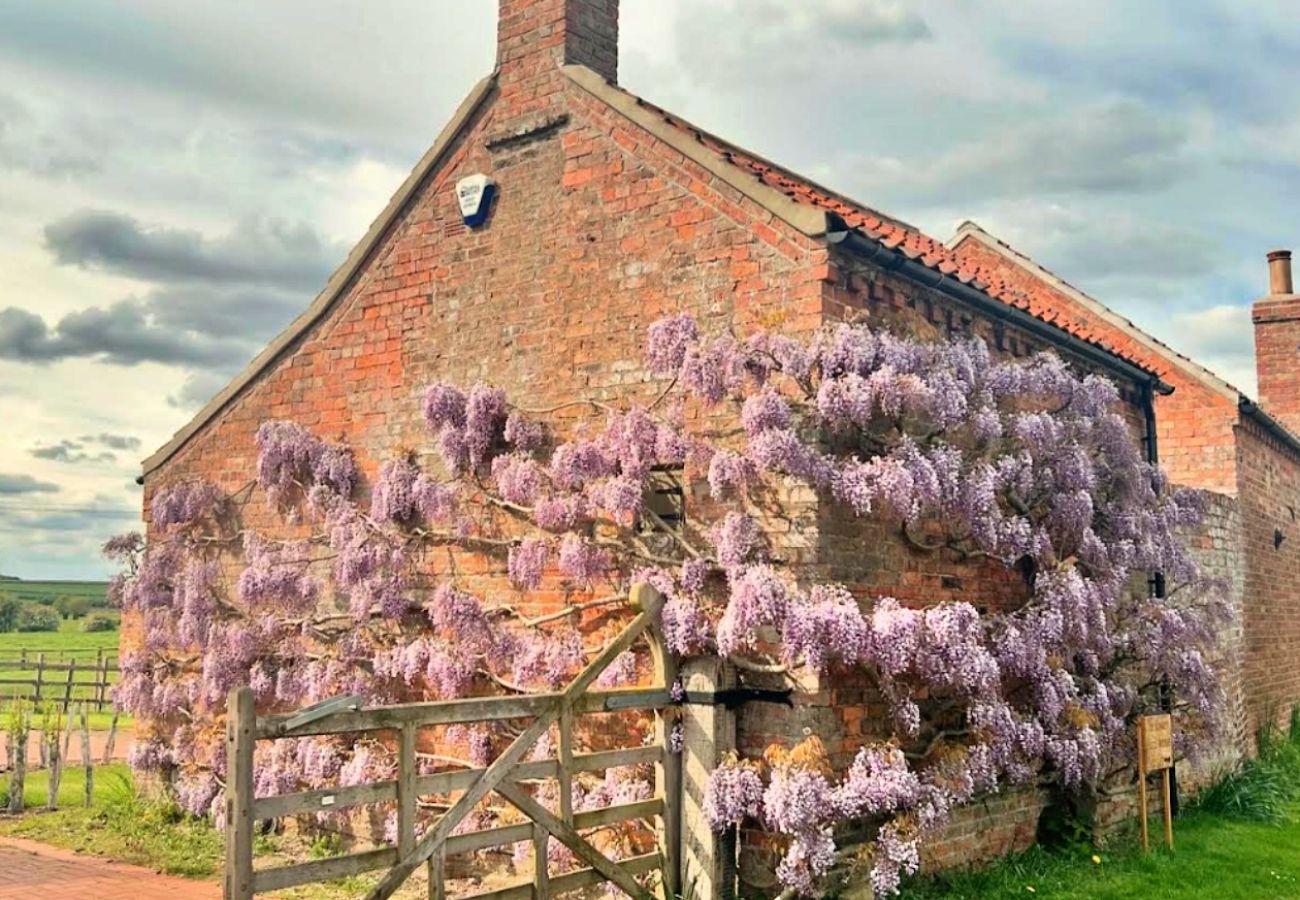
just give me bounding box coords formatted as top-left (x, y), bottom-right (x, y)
top-left (1136, 714), bottom-right (1174, 852)
top-left (1140, 713), bottom-right (1174, 772)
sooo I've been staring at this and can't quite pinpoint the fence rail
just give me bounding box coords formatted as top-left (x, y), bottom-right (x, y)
top-left (0, 650), bottom-right (118, 711)
top-left (225, 583), bottom-right (679, 900)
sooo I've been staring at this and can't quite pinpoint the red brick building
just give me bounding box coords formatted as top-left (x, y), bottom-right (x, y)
top-left (137, 0), bottom-right (1294, 894)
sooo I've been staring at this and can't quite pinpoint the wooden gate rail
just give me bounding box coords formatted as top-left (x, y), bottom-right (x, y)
top-left (225, 584), bottom-right (679, 900)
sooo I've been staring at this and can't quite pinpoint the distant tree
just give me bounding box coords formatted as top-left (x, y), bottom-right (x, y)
top-left (53, 596), bottom-right (90, 620)
top-left (0, 597), bottom-right (19, 633)
top-left (16, 605), bottom-right (59, 633)
top-left (82, 612), bottom-right (118, 633)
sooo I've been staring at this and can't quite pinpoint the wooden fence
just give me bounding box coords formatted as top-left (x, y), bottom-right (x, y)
top-left (0, 649), bottom-right (118, 711)
top-left (225, 584), bottom-right (679, 900)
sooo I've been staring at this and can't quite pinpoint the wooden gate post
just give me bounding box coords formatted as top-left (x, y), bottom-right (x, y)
top-left (678, 656), bottom-right (737, 900)
top-left (225, 687), bottom-right (256, 900)
top-left (644, 584), bottom-right (681, 900)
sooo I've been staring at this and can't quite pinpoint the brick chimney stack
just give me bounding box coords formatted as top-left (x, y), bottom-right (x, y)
top-left (497, 0), bottom-right (619, 84)
top-left (1253, 249), bottom-right (1300, 437)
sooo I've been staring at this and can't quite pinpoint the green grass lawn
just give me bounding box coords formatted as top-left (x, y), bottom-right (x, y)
top-left (898, 806), bottom-right (1300, 900)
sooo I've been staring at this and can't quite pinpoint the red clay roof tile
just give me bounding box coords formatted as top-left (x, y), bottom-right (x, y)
top-left (594, 81), bottom-right (1157, 376)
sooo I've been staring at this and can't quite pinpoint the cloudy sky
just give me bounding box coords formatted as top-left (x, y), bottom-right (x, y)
top-left (0, 0), bottom-right (1296, 579)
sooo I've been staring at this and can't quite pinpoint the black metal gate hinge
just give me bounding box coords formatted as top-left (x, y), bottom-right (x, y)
top-left (681, 687), bottom-right (793, 709)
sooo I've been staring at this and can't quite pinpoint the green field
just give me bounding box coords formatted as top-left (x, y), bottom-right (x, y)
top-left (0, 616), bottom-right (120, 661)
top-left (0, 618), bottom-right (126, 729)
top-left (0, 577), bottom-right (108, 606)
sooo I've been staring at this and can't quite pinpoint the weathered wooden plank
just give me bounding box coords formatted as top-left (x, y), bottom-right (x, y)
top-left (558, 705), bottom-right (574, 827)
top-left (427, 844), bottom-right (446, 900)
top-left (398, 723), bottom-right (417, 858)
top-left (444, 821), bottom-right (533, 857)
top-left (253, 778), bottom-right (399, 820)
top-left (224, 687), bottom-right (255, 900)
top-left (252, 848), bottom-right (398, 893)
top-left (458, 853), bottom-right (662, 900)
top-left (495, 782), bottom-right (656, 900)
top-left (573, 797), bottom-right (663, 831)
top-left (432, 798), bottom-right (661, 859)
top-left (252, 747), bottom-right (659, 821)
top-left (571, 744), bottom-right (662, 773)
top-left (646, 578), bottom-right (682, 900)
top-left (258, 686), bottom-right (670, 739)
top-left (533, 822), bottom-right (551, 900)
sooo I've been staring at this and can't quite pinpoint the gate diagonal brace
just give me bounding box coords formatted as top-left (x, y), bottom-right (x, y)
top-left (680, 687), bottom-right (793, 709)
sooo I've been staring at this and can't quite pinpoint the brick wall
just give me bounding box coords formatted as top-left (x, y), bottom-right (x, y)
top-left (1236, 416), bottom-right (1300, 737)
top-left (1179, 490), bottom-right (1248, 783)
top-left (1253, 293), bottom-right (1300, 440)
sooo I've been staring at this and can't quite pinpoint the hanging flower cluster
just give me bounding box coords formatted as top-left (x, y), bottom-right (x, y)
top-left (107, 313), bottom-right (1228, 897)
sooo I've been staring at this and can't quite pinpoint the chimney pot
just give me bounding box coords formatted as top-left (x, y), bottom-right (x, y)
top-left (1268, 249), bottom-right (1293, 295)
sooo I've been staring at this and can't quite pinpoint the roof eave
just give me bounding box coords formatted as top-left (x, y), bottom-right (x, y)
top-left (949, 221), bottom-right (1237, 403)
top-left (1238, 397), bottom-right (1300, 456)
top-left (829, 224), bottom-right (1173, 394)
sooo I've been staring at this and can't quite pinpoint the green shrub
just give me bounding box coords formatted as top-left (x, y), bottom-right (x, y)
top-left (54, 596), bottom-right (91, 619)
top-left (1193, 709), bottom-right (1300, 823)
top-left (0, 596), bottom-right (19, 632)
top-left (82, 612), bottom-right (118, 633)
top-left (16, 604), bottom-right (59, 632)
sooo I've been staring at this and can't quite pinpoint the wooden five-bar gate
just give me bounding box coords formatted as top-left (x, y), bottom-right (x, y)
top-left (225, 585), bottom-right (680, 899)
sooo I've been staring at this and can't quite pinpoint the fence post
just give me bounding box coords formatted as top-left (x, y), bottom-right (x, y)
top-left (62, 660), bottom-right (75, 718)
top-left (427, 846), bottom-right (446, 900)
top-left (95, 650), bottom-right (107, 711)
top-left (33, 654), bottom-right (44, 703)
top-left (398, 723), bottom-right (416, 859)
top-left (643, 584), bottom-right (681, 900)
top-left (225, 687), bottom-right (255, 900)
top-left (80, 704), bottom-right (93, 806)
top-left (678, 656), bottom-right (737, 900)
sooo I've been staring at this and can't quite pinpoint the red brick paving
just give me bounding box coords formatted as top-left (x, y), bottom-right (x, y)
top-left (0, 836), bottom-right (220, 899)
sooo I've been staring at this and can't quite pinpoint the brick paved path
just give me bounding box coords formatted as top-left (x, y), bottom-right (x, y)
top-left (0, 836), bottom-right (220, 899)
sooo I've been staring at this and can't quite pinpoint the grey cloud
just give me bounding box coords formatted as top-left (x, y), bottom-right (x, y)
top-left (84, 433), bottom-right (141, 451)
top-left (674, 0), bottom-right (930, 85)
top-left (853, 99), bottom-right (1192, 207)
top-left (0, 0), bottom-right (495, 153)
top-left (44, 209), bottom-right (343, 291)
top-left (0, 299), bottom-right (245, 367)
top-left (0, 284), bottom-right (302, 368)
top-left (1015, 210), bottom-right (1218, 284)
top-left (0, 473), bottom-right (60, 494)
top-left (30, 440), bottom-right (116, 465)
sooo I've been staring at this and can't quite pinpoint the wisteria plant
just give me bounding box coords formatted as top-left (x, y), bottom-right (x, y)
top-left (107, 313), bottom-right (1228, 896)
